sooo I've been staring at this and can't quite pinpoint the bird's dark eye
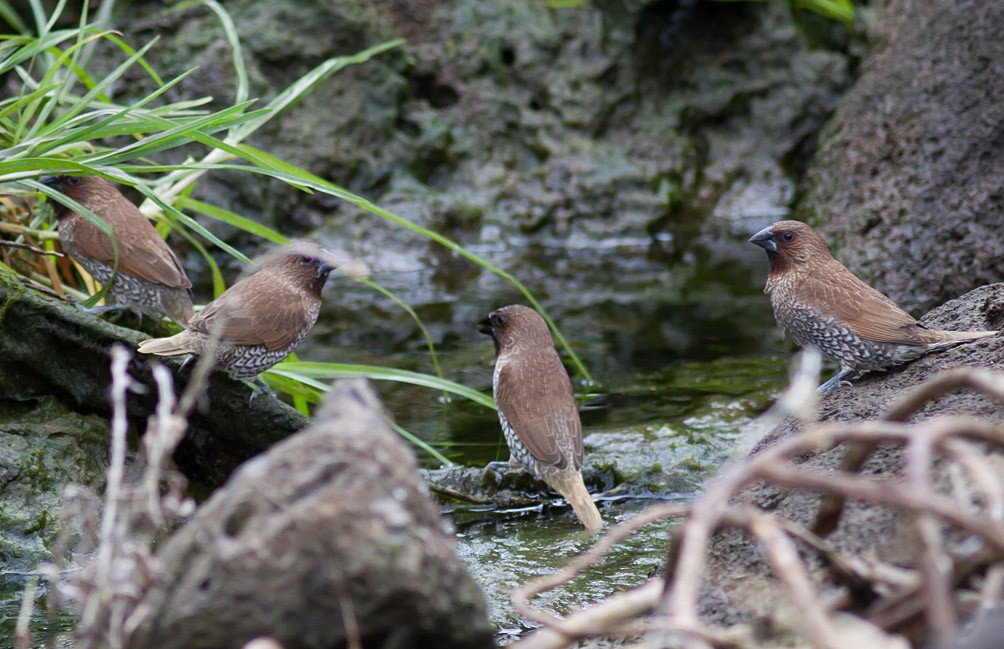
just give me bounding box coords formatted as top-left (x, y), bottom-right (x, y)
top-left (781, 231), bottom-right (795, 242)
top-left (300, 254), bottom-right (313, 265)
top-left (491, 314), bottom-right (507, 327)
top-left (66, 176), bottom-right (81, 185)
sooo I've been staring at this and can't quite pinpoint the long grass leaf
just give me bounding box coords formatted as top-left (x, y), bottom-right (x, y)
top-left (176, 196), bottom-right (290, 244)
top-left (33, 69), bottom-right (196, 155)
top-left (391, 423), bottom-right (455, 467)
top-left (272, 361), bottom-right (495, 410)
top-left (81, 101), bottom-right (265, 164)
top-left (30, 34), bottom-right (157, 141)
top-left (0, 3), bottom-right (28, 32)
top-left (355, 276), bottom-right (447, 386)
top-left (183, 0), bottom-right (248, 104)
top-left (227, 38), bottom-right (405, 143)
top-left (263, 370), bottom-right (455, 465)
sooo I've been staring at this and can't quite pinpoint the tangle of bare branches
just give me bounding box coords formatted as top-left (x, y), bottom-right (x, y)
top-left (510, 362), bottom-right (1004, 649)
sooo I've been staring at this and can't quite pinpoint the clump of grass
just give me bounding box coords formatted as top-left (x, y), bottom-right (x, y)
top-left (0, 1), bottom-right (594, 462)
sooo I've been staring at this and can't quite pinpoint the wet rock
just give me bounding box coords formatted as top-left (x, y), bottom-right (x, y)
top-left (0, 396), bottom-right (107, 569)
top-left (699, 283), bottom-right (1004, 631)
top-left (803, 0), bottom-right (1004, 314)
top-left (125, 379), bottom-right (492, 649)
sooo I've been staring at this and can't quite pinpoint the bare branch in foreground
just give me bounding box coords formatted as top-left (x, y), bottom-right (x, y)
top-left (510, 366), bottom-right (1004, 649)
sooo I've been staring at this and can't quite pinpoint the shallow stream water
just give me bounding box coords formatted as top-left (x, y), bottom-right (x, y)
top-left (0, 218), bottom-right (793, 646)
top-left (301, 218), bottom-right (793, 639)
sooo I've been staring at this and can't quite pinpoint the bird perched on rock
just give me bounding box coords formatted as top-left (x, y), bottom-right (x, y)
top-left (137, 242), bottom-right (337, 379)
top-left (480, 305), bottom-right (603, 530)
top-left (40, 175), bottom-right (194, 325)
top-left (749, 220), bottom-right (996, 392)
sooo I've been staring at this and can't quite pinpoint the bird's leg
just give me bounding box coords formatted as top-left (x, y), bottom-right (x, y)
top-left (243, 377), bottom-right (275, 403)
top-left (817, 369), bottom-right (853, 394)
top-left (71, 300), bottom-right (122, 316)
top-left (72, 300), bottom-right (148, 328)
top-left (485, 460), bottom-right (511, 472)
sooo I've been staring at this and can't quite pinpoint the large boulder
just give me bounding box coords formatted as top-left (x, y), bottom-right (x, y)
top-left (125, 379), bottom-right (493, 649)
top-left (803, 0), bottom-right (1004, 314)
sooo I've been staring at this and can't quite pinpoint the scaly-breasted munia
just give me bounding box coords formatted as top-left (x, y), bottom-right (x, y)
top-left (480, 305), bottom-right (603, 530)
top-left (750, 220), bottom-right (996, 392)
top-left (40, 175), bottom-right (194, 325)
top-left (137, 242), bottom-right (336, 379)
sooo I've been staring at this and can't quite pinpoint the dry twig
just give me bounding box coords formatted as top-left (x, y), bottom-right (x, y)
top-left (511, 364), bottom-right (1004, 649)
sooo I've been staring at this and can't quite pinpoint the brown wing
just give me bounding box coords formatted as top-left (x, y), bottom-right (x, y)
top-left (803, 259), bottom-right (923, 345)
top-left (187, 271), bottom-right (311, 351)
top-left (72, 192), bottom-right (191, 289)
top-left (495, 349), bottom-right (583, 469)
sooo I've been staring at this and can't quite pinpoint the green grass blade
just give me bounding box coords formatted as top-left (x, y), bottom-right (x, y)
top-left (0, 3), bottom-right (28, 32)
top-left (272, 361), bottom-right (496, 410)
top-left (30, 35), bottom-right (159, 141)
top-left (182, 0), bottom-right (248, 104)
top-left (81, 99), bottom-right (263, 165)
top-left (391, 423), bottom-right (455, 467)
top-left (227, 38), bottom-right (405, 143)
top-left (31, 69), bottom-right (197, 156)
top-left (176, 196), bottom-right (290, 244)
top-left (354, 276), bottom-right (447, 387)
top-left (793, 0), bottom-right (854, 24)
top-left (263, 368), bottom-right (456, 466)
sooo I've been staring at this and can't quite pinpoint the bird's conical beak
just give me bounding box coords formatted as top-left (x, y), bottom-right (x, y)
top-left (38, 175), bottom-right (62, 191)
top-left (749, 226), bottom-right (777, 252)
top-left (317, 261), bottom-right (337, 277)
top-left (478, 316), bottom-right (494, 337)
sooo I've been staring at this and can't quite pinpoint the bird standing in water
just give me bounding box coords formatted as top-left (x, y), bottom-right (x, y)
top-left (749, 220), bottom-right (996, 392)
top-left (480, 305), bottom-right (603, 530)
top-left (137, 242), bottom-right (336, 379)
top-left (40, 175), bottom-right (194, 326)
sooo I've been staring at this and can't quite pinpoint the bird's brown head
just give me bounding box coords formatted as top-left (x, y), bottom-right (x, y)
top-left (256, 241), bottom-right (338, 296)
top-left (479, 304), bottom-right (554, 357)
top-left (39, 175), bottom-right (117, 219)
top-left (748, 220), bottom-right (832, 274)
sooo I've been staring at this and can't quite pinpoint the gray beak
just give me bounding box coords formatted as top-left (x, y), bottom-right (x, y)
top-left (317, 261), bottom-right (337, 277)
top-left (749, 226), bottom-right (777, 253)
top-left (39, 175), bottom-right (62, 191)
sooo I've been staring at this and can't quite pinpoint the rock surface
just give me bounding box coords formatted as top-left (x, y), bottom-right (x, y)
top-left (805, 0), bottom-right (1004, 314)
top-left (125, 379), bottom-right (493, 649)
top-left (0, 396), bottom-right (107, 569)
top-left (699, 283), bottom-right (1004, 633)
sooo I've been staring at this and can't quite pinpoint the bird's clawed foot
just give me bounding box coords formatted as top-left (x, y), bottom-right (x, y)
top-left (242, 378), bottom-right (275, 404)
top-left (817, 370), bottom-right (853, 394)
top-left (485, 460), bottom-right (510, 473)
top-left (72, 300), bottom-right (147, 327)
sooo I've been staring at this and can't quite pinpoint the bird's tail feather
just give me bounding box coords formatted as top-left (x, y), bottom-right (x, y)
top-left (137, 332), bottom-right (196, 357)
top-left (550, 470), bottom-right (603, 530)
top-left (923, 329), bottom-right (998, 347)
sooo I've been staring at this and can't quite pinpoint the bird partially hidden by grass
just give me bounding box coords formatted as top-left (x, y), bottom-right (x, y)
top-left (137, 242), bottom-right (340, 384)
top-left (40, 174), bottom-right (194, 326)
top-left (749, 220), bottom-right (997, 393)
